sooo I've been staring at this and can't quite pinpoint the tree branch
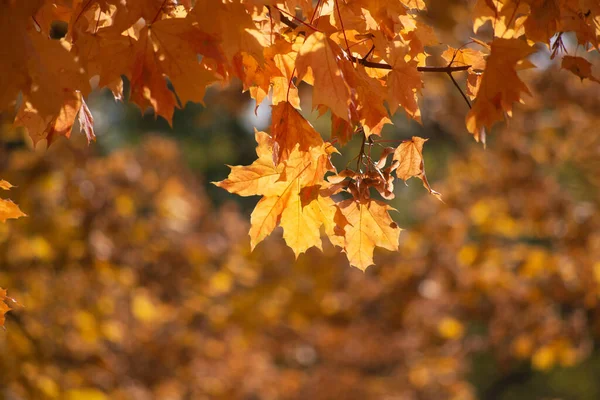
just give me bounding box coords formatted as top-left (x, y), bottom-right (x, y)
top-left (272, 7), bottom-right (472, 73)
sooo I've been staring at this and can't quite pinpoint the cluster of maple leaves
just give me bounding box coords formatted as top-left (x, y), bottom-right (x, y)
top-left (1, 0), bottom-right (600, 270)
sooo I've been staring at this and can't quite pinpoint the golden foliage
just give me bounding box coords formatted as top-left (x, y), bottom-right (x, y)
top-left (1, 0), bottom-right (599, 265)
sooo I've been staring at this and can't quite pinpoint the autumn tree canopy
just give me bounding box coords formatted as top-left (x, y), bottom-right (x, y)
top-left (1, 0), bottom-right (599, 274)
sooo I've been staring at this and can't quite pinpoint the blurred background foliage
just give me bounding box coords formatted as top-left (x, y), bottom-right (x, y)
top-left (2, 1), bottom-right (600, 399)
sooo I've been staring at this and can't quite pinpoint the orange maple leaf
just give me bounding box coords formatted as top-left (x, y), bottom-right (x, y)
top-left (472, 0), bottom-right (528, 38)
top-left (130, 17), bottom-right (219, 124)
top-left (386, 46), bottom-right (423, 121)
top-left (561, 55), bottom-right (600, 84)
top-left (190, 0), bottom-right (267, 65)
top-left (214, 131), bottom-right (283, 197)
top-left (15, 93), bottom-right (95, 147)
top-left (271, 101), bottom-right (325, 164)
top-left (296, 31), bottom-right (356, 121)
top-left (338, 198), bottom-right (401, 271)
top-left (0, 287), bottom-right (14, 328)
top-left (0, 180), bottom-right (26, 223)
top-left (1, 3), bottom-right (90, 146)
top-left (215, 131), bottom-right (340, 257)
top-left (466, 38), bottom-right (535, 143)
top-left (392, 136), bottom-right (441, 200)
top-left (442, 45), bottom-right (487, 99)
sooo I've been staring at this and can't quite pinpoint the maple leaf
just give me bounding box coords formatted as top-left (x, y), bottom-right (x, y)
top-left (441, 45), bottom-right (487, 99)
top-left (558, 1), bottom-right (599, 49)
top-left (215, 131), bottom-right (339, 257)
top-left (0, 287), bottom-right (14, 328)
top-left (472, 0), bottom-right (528, 38)
top-left (15, 98), bottom-right (81, 147)
top-left (331, 115), bottom-right (356, 146)
top-left (72, 26), bottom-right (137, 99)
top-left (345, 65), bottom-right (392, 136)
top-left (466, 38), bottom-right (535, 143)
top-left (0, 180), bottom-right (26, 223)
top-left (296, 31), bottom-right (355, 121)
top-left (190, 0), bottom-right (267, 64)
top-left (402, 19), bottom-right (439, 58)
top-left (34, 0), bottom-right (73, 35)
top-left (1, 4), bottom-right (90, 145)
top-left (15, 93), bottom-right (95, 147)
top-left (338, 198), bottom-right (401, 270)
top-left (78, 97), bottom-right (96, 144)
top-left (0, 181), bottom-right (14, 190)
top-left (561, 56), bottom-right (600, 84)
top-left (270, 101), bottom-right (325, 164)
top-left (250, 143), bottom-right (339, 256)
top-left (213, 131), bottom-right (283, 197)
top-left (442, 46), bottom-right (487, 72)
top-left (265, 36), bottom-right (302, 109)
top-left (130, 17), bottom-right (219, 123)
top-left (386, 49), bottom-right (423, 121)
top-left (357, 0), bottom-right (413, 38)
top-left (296, 31), bottom-right (391, 136)
top-left (392, 137), bottom-right (442, 200)
top-left (522, 0), bottom-right (561, 44)
top-left (237, 52), bottom-right (276, 108)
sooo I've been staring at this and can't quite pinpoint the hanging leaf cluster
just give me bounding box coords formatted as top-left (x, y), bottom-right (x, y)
top-left (2, 0), bottom-right (600, 269)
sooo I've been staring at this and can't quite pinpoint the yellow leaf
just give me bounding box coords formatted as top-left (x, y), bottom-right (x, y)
top-left (386, 45), bottom-right (423, 121)
top-left (296, 31), bottom-right (354, 121)
top-left (392, 137), bottom-right (442, 200)
top-left (249, 144), bottom-right (337, 256)
top-left (466, 38), bottom-right (535, 143)
top-left (270, 101), bottom-right (324, 164)
top-left (338, 198), bottom-right (401, 270)
top-left (0, 199), bottom-right (25, 222)
top-left (0, 180), bottom-right (14, 190)
top-left (216, 125), bottom-right (340, 257)
top-left (213, 131), bottom-right (284, 197)
top-left (0, 180), bottom-right (26, 223)
top-left (0, 287), bottom-right (13, 328)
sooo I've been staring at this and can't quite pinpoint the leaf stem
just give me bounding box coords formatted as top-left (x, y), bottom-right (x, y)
top-left (446, 72), bottom-right (472, 109)
top-left (151, 0), bottom-right (168, 24)
top-left (357, 132), bottom-right (366, 173)
top-left (272, 6), bottom-right (320, 32)
top-left (334, 0), bottom-right (352, 56)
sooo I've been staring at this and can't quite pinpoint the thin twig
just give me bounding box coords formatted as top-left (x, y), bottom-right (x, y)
top-left (362, 45), bottom-right (375, 62)
top-left (334, 0), bottom-right (352, 56)
top-left (310, 0), bottom-right (323, 23)
top-left (151, 0), bottom-right (168, 24)
top-left (272, 5), bottom-right (320, 32)
top-left (94, 9), bottom-right (102, 34)
top-left (447, 72), bottom-right (472, 109)
top-left (357, 132), bottom-right (366, 173)
top-left (72, 0), bottom-right (94, 28)
top-left (31, 16), bottom-right (41, 31)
